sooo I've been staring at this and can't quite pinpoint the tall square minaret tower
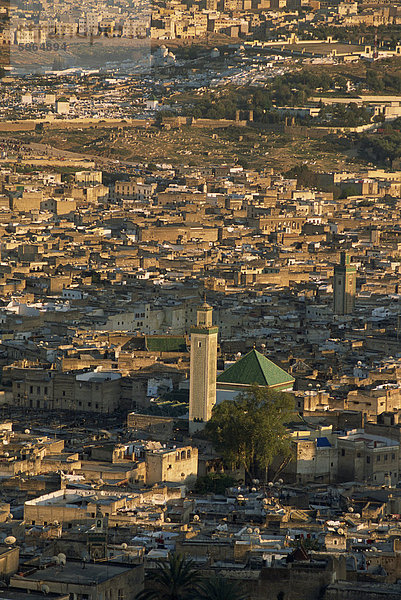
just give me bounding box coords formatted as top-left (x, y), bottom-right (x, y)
top-left (334, 252), bottom-right (356, 315)
top-left (189, 302), bottom-right (218, 434)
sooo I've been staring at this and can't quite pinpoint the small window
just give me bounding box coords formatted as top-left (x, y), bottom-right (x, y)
top-left (341, 449), bottom-right (345, 456)
top-left (367, 456), bottom-right (371, 463)
top-left (198, 341), bottom-right (202, 348)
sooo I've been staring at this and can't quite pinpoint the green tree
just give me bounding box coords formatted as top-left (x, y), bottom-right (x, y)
top-left (136, 553), bottom-right (201, 600)
top-left (196, 576), bottom-right (248, 600)
top-left (193, 473), bottom-right (236, 495)
top-left (204, 385), bottom-right (294, 481)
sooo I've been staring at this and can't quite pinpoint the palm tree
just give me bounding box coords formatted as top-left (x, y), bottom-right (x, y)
top-left (196, 576), bottom-right (248, 600)
top-left (136, 553), bottom-right (202, 600)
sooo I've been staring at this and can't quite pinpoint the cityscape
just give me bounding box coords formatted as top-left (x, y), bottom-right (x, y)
top-left (1, 0), bottom-right (401, 599)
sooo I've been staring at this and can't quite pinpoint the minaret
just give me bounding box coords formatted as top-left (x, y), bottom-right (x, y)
top-left (333, 252), bottom-right (356, 315)
top-left (189, 302), bottom-right (218, 434)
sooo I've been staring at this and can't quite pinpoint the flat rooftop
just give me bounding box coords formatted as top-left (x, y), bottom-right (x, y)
top-left (338, 430), bottom-right (399, 448)
top-left (25, 489), bottom-right (134, 507)
top-left (12, 562), bottom-right (139, 586)
top-left (0, 590), bottom-right (69, 600)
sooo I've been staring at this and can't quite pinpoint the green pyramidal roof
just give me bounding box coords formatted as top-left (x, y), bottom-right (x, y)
top-left (217, 349), bottom-right (294, 388)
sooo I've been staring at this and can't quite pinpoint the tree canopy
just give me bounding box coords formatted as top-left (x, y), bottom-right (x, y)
top-left (197, 576), bottom-right (248, 600)
top-left (136, 554), bottom-right (249, 600)
top-left (204, 385), bottom-right (294, 481)
top-left (136, 553), bottom-right (201, 600)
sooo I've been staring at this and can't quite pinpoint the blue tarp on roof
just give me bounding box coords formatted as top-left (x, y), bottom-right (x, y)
top-left (316, 437), bottom-right (331, 448)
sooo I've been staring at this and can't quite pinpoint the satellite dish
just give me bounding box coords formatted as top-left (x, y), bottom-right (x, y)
top-left (4, 536), bottom-right (16, 545)
top-left (2, 440), bottom-right (8, 446)
top-left (57, 553), bottom-right (66, 565)
top-left (193, 515), bottom-right (200, 522)
top-left (348, 507), bottom-right (354, 513)
top-left (165, 517), bottom-right (171, 523)
top-left (4, 452), bottom-right (9, 457)
top-left (41, 584), bottom-right (50, 594)
top-left (337, 528), bottom-right (344, 535)
top-left (121, 543), bottom-right (127, 549)
top-left (355, 513), bottom-right (361, 519)
top-left (25, 429), bottom-right (30, 435)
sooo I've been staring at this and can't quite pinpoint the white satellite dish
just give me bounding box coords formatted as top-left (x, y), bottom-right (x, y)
top-left (4, 536), bottom-right (16, 545)
top-left (25, 429), bottom-right (30, 435)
